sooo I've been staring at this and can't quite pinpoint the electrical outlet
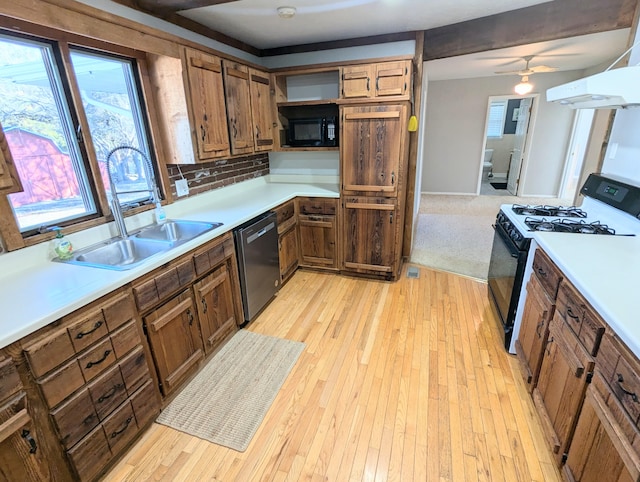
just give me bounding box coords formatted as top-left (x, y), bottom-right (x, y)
top-left (176, 179), bottom-right (189, 197)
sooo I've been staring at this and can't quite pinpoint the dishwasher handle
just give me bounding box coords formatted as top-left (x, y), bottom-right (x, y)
top-left (246, 221), bottom-right (276, 245)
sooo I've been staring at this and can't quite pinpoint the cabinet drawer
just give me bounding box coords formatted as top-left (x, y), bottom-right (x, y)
top-left (531, 249), bottom-right (562, 300)
top-left (110, 320), bottom-right (140, 359)
top-left (24, 326), bottom-right (75, 379)
top-left (557, 280), bottom-right (604, 356)
top-left (0, 357), bottom-right (21, 402)
top-left (67, 422), bottom-right (112, 481)
top-left (68, 311), bottom-right (109, 353)
top-left (102, 399), bottom-right (137, 454)
top-left (38, 359), bottom-right (85, 409)
top-left (130, 379), bottom-right (160, 429)
top-left (77, 337), bottom-right (117, 383)
top-left (88, 364), bottom-right (128, 422)
top-left (50, 388), bottom-right (98, 450)
top-left (193, 233), bottom-right (234, 277)
top-left (119, 347), bottom-right (151, 396)
top-left (274, 199), bottom-right (295, 228)
top-left (610, 355), bottom-right (640, 426)
top-left (133, 257), bottom-right (196, 312)
top-left (298, 197), bottom-right (336, 215)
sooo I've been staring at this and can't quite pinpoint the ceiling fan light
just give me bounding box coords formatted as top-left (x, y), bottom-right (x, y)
top-left (515, 76), bottom-right (533, 95)
top-left (277, 6), bottom-right (296, 18)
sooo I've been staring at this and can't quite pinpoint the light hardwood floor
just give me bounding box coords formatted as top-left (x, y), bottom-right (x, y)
top-left (103, 265), bottom-right (561, 481)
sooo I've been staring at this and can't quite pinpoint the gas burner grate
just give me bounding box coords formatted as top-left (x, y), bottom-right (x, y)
top-left (524, 217), bottom-right (615, 235)
top-left (512, 204), bottom-right (587, 218)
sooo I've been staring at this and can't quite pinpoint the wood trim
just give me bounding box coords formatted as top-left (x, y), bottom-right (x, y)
top-left (344, 202), bottom-right (395, 210)
top-left (343, 261), bottom-right (392, 272)
top-left (343, 186), bottom-right (396, 193)
top-left (149, 298), bottom-right (194, 332)
top-left (261, 31), bottom-right (417, 57)
top-left (189, 56), bottom-right (222, 72)
top-left (0, 407), bottom-right (30, 444)
top-left (271, 56), bottom-right (413, 75)
top-left (343, 112), bottom-right (401, 120)
top-left (164, 349), bottom-right (203, 390)
top-left (423, 0), bottom-right (636, 60)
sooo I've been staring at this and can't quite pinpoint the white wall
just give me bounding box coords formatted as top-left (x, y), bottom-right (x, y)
top-left (420, 70), bottom-right (584, 195)
top-left (601, 28), bottom-right (640, 185)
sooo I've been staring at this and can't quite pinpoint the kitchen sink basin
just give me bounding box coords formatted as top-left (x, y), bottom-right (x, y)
top-left (55, 220), bottom-right (223, 271)
top-left (59, 237), bottom-right (172, 271)
top-left (133, 220), bottom-right (222, 244)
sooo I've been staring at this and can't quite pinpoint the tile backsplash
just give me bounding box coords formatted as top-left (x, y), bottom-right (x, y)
top-left (166, 153), bottom-right (269, 199)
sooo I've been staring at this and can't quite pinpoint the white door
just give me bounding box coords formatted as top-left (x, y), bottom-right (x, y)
top-left (507, 97), bottom-right (532, 195)
top-left (559, 109), bottom-right (595, 200)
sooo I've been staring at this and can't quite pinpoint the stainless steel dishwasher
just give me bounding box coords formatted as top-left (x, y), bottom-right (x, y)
top-left (233, 211), bottom-right (281, 324)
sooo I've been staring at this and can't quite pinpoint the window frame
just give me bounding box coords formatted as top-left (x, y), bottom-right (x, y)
top-left (486, 100), bottom-right (508, 139)
top-left (0, 21), bottom-right (168, 251)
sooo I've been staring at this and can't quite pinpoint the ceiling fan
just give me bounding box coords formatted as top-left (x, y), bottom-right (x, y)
top-left (494, 55), bottom-right (559, 76)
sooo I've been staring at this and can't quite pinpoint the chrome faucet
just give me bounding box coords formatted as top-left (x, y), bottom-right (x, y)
top-left (105, 146), bottom-right (160, 239)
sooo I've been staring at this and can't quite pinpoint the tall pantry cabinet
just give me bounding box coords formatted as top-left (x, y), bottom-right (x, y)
top-left (340, 103), bottom-right (409, 280)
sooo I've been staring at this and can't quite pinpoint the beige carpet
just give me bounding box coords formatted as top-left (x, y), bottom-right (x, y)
top-left (411, 194), bottom-right (572, 280)
top-left (156, 330), bottom-right (305, 452)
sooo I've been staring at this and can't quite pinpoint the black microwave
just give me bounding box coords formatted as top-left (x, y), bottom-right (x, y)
top-left (287, 117), bottom-right (337, 147)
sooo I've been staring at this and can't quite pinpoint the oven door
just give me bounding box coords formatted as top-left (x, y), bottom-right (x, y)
top-left (487, 222), bottom-right (528, 349)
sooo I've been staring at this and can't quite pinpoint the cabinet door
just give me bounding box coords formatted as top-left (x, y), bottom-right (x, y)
top-left (184, 48), bottom-right (230, 160)
top-left (193, 262), bottom-right (238, 355)
top-left (374, 61), bottom-right (411, 98)
top-left (248, 68), bottom-right (275, 152)
top-left (0, 124), bottom-right (22, 194)
top-left (532, 314), bottom-right (595, 465)
top-left (341, 65), bottom-right (373, 99)
top-left (298, 215), bottom-right (336, 269)
top-left (342, 198), bottom-right (397, 274)
top-left (341, 104), bottom-right (406, 196)
top-left (564, 376), bottom-right (640, 482)
top-left (279, 222), bottom-right (299, 282)
top-left (0, 393), bottom-right (51, 482)
top-left (515, 274), bottom-right (554, 392)
top-left (223, 61), bottom-right (254, 155)
top-left (144, 290), bottom-right (204, 396)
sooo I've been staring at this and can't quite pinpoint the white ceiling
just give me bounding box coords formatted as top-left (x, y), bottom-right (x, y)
top-left (179, 0), bottom-right (551, 49)
top-left (426, 29), bottom-right (632, 81)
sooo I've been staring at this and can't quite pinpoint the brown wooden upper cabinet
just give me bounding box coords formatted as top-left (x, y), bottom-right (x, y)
top-left (222, 61), bottom-right (254, 156)
top-left (0, 123), bottom-right (22, 194)
top-left (341, 60), bottom-right (411, 100)
top-left (183, 48), bottom-right (231, 161)
top-left (341, 104), bottom-right (408, 197)
top-left (248, 68), bottom-right (276, 152)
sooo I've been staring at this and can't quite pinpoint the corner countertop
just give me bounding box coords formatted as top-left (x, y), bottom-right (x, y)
top-left (534, 232), bottom-right (640, 357)
top-left (0, 176), bottom-right (339, 349)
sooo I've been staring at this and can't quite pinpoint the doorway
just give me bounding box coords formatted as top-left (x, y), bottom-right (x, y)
top-left (559, 109), bottom-right (594, 200)
top-left (478, 94), bottom-right (537, 196)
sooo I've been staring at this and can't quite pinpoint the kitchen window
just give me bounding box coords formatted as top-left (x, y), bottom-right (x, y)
top-left (0, 29), bottom-right (160, 243)
top-left (486, 100), bottom-right (508, 138)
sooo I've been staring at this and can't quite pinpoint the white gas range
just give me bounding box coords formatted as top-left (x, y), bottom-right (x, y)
top-left (488, 173), bottom-right (640, 352)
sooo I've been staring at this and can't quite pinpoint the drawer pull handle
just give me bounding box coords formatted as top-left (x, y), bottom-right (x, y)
top-left (76, 321), bottom-right (103, 339)
top-left (536, 267), bottom-right (547, 278)
top-left (617, 374), bottom-right (639, 403)
top-left (21, 429), bottom-right (37, 454)
top-left (85, 350), bottom-right (111, 369)
top-left (187, 309), bottom-right (194, 326)
top-left (98, 383), bottom-right (123, 403)
top-left (201, 298), bottom-right (208, 314)
top-left (111, 416), bottom-right (133, 438)
top-left (536, 319), bottom-right (545, 339)
top-left (566, 307), bottom-right (580, 321)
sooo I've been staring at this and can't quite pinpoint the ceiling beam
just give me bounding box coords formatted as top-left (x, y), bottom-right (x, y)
top-left (136, 0), bottom-right (238, 15)
top-left (423, 0), bottom-right (637, 61)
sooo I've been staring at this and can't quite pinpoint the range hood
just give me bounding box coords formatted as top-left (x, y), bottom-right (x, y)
top-left (546, 66), bottom-right (640, 109)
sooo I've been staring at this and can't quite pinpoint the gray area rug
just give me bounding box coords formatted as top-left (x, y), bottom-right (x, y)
top-left (156, 330), bottom-right (305, 452)
top-left (411, 194), bottom-right (571, 280)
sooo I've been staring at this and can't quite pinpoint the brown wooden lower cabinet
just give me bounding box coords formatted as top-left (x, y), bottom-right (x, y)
top-left (532, 312), bottom-right (594, 465)
top-left (564, 372), bottom-right (640, 482)
top-left (515, 273), bottom-right (554, 391)
top-left (278, 220), bottom-right (299, 282)
top-left (341, 197), bottom-right (398, 277)
top-left (0, 371), bottom-right (52, 482)
top-left (143, 289), bottom-right (204, 397)
top-left (193, 262), bottom-right (241, 355)
top-left (298, 214), bottom-right (337, 269)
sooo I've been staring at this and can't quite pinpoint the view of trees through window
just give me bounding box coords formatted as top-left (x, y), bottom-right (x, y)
top-left (0, 33), bottom-right (155, 233)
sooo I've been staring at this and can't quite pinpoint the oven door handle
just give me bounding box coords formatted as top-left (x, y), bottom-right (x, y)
top-left (493, 222), bottom-right (522, 258)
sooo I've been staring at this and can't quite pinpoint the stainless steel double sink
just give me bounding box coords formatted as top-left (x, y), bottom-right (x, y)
top-left (56, 220), bottom-right (222, 271)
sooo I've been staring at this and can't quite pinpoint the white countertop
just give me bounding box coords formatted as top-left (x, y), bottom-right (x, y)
top-left (534, 232), bottom-right (640, 357)
top-left (0, 176), bottom-right (339, 349)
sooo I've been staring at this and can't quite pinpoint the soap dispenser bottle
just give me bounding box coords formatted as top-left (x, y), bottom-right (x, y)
top-left (53, 227), bottom-right (73, 260)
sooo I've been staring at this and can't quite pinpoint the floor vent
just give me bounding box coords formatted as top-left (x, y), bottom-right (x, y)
top-left (406, 267), bottom-right (419, 279)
